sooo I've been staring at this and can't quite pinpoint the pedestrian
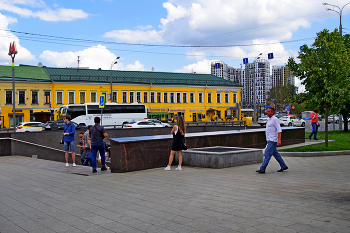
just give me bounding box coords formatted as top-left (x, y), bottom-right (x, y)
top-left (164, 115), bottom-right (186, 171)
top-left (63, 114), bottom-right (76, 167)
top-left (81, 125), bottom-right (92, 164)
top-left (308, 109), bottom-right (319, 140)
top-left (256, 107), bottom-right (288, 174)
top-left (77, 132), bottom-right (84, 161)
top-left (89, 117), bottom-right (108, 173)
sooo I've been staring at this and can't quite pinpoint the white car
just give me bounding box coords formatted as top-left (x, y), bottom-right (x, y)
top-left (328, 115), bottom-right (339, 124)
top-left (279, 116), bottom-right (306, 127)
top-left (258, 116), bottom-right (269, 126)
top-left (16, 122), bottom-right (44, 132)
top-left (145, 119), bottom-right (171, 127)
top-left (123, 120), bottom-right (164, 128)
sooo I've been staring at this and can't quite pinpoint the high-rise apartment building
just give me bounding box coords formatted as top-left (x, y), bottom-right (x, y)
top-left (271, 65), bottom-right (295, 87)
top-left (211, 60), bottom-right (272, 107)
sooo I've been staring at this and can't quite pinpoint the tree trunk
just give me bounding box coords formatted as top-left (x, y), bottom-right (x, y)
top-left (341, 111), bottom-right (348, 132)
top-left (325, 104), bottom-right (328, 147)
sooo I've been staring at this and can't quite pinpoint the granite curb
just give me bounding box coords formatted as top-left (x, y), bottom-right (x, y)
top-left (280, 150), bottom-right (350, 157)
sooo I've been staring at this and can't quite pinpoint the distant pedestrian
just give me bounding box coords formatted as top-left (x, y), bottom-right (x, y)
top-left (308, 109), bottom-right (319, 140)
top-left (256, 107), bottom-right (288, 174)
top-left (63, 114), bottom-right (76, 167)
top-left (164, 115), bottom-right (186, 171)
top-left (89, 117), bottom-right (108, 173)
top-left (81, 125), bottom-right (92, 164)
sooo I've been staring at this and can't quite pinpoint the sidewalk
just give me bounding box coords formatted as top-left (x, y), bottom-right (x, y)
top-left (0, 155), bottom-right (349, 233)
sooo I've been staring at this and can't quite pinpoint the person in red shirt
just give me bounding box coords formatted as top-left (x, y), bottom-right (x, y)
top-left (308, 109), bottom-right (319, 140)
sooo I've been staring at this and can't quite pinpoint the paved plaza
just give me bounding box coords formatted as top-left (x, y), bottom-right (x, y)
top-left (0, 155), bottom-right (349, 233)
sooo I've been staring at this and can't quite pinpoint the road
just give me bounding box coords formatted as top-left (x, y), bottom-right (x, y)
top-left (255, 119), bottom-right (349, 132)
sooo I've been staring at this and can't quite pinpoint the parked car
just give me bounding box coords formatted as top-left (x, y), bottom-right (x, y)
top-left (279, 116), bottom-right (306, 127)
top-left (44, 120), bottom-right (87, 131)
top-left (145, 119), bottom-right (171, 127)
top-left (16, 122), bottom-right (44, 132)
top-left (123, 120), bottom-right (164, 128)
top-left (258, 116), bottom-right (269, 126)
top-left (328, 115), bottom-right (339, 124)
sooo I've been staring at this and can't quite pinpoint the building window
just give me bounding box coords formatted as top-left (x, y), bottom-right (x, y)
top-left (225, 93), bottom-right (229, 104)
top-left (32, 91), bottom-right (39, 104)
top-left (101, 91), bottom-right (107, 99)
top-left (233, 93), bottom-right (237, 103)
top-left (157, 92), bottom-right (162, 103)
top-left (44, 91), bottom-right (50, 104)
top-left (79, 91), bottom-right (86, 104)
top-left (143, 92), bottom-right (148, 103)
top-left (56, 91), bottom-right (63, 105)
top-left (183, 92), bottom-right (187, 103)
top-left (216, 93), bottom-right (221, 104)
top-left (91, 92), bottom-right (97, 103)
top-left (198, 113), bottom-right (202, 121)
top-left (198, 92), bottom-right (203, 104)
top-left (208, 93), bottom-right (212, 104)
top-left (6, 90), bottom-right (12, 104)
top-left (68, 91), bottom-right (75, 104)
top-left (136, 91), bottom-right (141, 103)
top-left (112, 91), bottom-right (117, 103)
top-left (176, 92), bottom-right (181, 103)
top-left (129, 91), bottom-right (134, 103)
top-left (164, 92), bottom-right (168, 103)
top-left (190, 92), bottom-right (194, 104)
top-left (18, 90), bottom-right (25, 104)
top-left (122, 91), bottom-right (127, 103)
top-left (150, 92), bottom-right (155, 103)
top-left (170, 92), bottom-right (175, 104)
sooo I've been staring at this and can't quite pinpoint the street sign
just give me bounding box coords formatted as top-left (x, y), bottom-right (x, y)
top-left (292, 106), bottom-right (295, 109)
top-left (268, 53), bottom-right (274, 59)
top-left (99, 95), bottom-right (105, 108)
top-left (243, 58), bottom-right (248, 64)
top-left (300, 46), bottom-right (304, 52)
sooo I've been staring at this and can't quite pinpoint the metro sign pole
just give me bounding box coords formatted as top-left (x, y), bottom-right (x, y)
top-left (9, 41), bottom-right (18, 129)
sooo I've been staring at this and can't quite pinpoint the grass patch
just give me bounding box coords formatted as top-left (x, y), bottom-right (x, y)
top-left (279, 130), bottom-right (350, 152)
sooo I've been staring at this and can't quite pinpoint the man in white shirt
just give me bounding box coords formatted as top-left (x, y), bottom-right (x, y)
top-left (256, 107), bottom-right (288, 174)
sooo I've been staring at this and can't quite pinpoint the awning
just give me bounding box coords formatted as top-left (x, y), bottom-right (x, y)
top-left (33, 111), bottom-right (51, 115)
top-left (147, 112), bottom-right (169, 115)
top-left (33, 109), bottom-right (51, 113)
top-left (206, 108), bottom-right (216, 112)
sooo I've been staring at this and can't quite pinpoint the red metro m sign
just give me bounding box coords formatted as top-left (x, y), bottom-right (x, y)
top-left (8, 41), bottom-right (18, 55)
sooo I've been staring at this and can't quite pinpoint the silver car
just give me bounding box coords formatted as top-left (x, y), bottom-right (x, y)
top-left (328, 115), bottom-right (339, 124)
top-left (145, 119), bottom-right (171, 127)
top-left (258, 116), bottom-right (269, 126)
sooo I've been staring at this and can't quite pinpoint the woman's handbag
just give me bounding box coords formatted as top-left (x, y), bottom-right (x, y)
top-left (317, 123), bottom-right (320, 127)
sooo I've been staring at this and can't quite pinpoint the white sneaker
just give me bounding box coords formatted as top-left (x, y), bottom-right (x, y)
top-left (164, 165), bottom-right (171, 171)
top-left (72, 163), bottom-right (76, 167)
top-left (66, 163), bottom-right (69, 167)
top-left (175, 165), bottom-right (182, 171)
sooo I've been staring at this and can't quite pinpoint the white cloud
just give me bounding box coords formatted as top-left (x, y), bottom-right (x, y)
top-left (39, 44), bottom-right (146, 71)
top-left (136, 25), bottom-right (154, 30)
top-left (173, 59), bottom-right (212, 74)
top-left (0, 0), bottom-right (89, 21)
top-left (0, 13), bottom-right (36, 65)
top-left (160, 2), bottom-right (187, 26)
top-left (295, 77), bottom-right (306, 93)
top-left (124, 61), bottom-right (145, 71)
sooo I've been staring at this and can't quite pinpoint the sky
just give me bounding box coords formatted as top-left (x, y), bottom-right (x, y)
top-left (1, 0), bottom-right (350, 93)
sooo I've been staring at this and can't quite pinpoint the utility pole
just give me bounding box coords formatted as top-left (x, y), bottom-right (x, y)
top-left (8, 41), bottom-right (18, 129)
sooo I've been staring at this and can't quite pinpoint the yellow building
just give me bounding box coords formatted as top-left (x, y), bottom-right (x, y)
top-left (44, 67), bottom-right (243, 122)
top-left (0, 65), bottom-right (242, 128)
top-left (0, 65), bottom-right (52, 128)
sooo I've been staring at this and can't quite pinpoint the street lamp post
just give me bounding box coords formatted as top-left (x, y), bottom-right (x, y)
top-left (110, 57), bottom-right (120, 103)
top-left (323, 2), bottom-right (350, 37)
top-left (252, 53), bottom-right (262, 123)
top-left (323, 1), bottom-right (350, 129)
top-left (8, 41), bottom-right (18, 129)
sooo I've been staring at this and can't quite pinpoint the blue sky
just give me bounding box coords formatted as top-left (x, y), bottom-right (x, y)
top-left (1, 0), bottom-right (350, 92)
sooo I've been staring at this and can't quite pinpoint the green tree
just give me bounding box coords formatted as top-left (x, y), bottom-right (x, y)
top-left (287, 29), bottom-right (350, 147)
top-left (267, 84), bottom-right (297, 112)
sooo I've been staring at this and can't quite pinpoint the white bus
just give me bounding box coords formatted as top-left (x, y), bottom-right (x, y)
top-left (58, 103), bottom-right (147, 126)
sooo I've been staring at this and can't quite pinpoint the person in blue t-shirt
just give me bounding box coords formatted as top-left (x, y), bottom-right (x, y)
top-left (63, 114), bottom-right (76, 167)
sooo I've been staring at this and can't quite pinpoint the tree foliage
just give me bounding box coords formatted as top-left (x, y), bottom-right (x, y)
top-left (287, 29), bottom-right (350, 146)
top-left (267, 84), bottom-right (297, 112)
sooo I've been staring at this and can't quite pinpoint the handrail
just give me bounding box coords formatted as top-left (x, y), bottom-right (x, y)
top-left (0, 137), bottom-right (78, 155)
